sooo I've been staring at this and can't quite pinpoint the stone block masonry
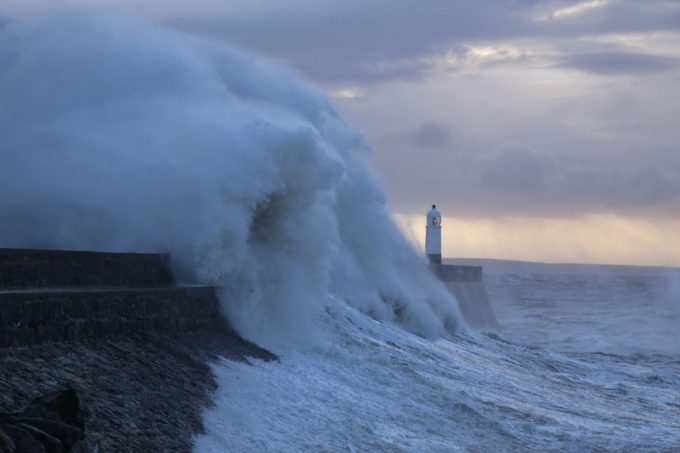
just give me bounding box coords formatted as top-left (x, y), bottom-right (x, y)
top-left (0, 287), bottom-right (227, 347)
top-left (430, 264), bottom-right (483, 282)
top-left (0, 248), bottom-right (230, 347)
top-left (0, 248), bottom-right (172, 288)
top-left (0, 248), bottom-right (275, 451)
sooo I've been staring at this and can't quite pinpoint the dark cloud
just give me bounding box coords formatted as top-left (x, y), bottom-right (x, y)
top-left (168, 0), bottom-right (680, 84)
top-left (294, 56), bottom-right (432, 85)
top-left (169, 1), bottom-right (528, 84)
top-left (372, 123), bottom-right (680, 218)
top-left (578, 1), bottom-right (680, 35)
top-left (403, 122), bottom-right (452, 150)
top-left (618, 166), bottom-right (675, 205)
top-left (474, 143), bottom-right (558, 191)
top-left (557, 51), bottom-right (679, 75)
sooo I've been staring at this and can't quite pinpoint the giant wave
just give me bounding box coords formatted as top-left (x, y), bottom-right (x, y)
top-left (0, 11), bottom-right (460, 351)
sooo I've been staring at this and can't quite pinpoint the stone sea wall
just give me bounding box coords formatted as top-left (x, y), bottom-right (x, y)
top-left (0, 249), bottom-right (275, 452)
top-left (431, 264), bottom-right (500, 331)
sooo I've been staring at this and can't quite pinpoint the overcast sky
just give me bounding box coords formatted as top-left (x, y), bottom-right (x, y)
top-left (3, 0), bottom-right (680, 265)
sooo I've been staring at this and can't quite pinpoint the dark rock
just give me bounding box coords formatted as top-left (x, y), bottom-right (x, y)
top-left (0, 426), bottom-right (17, 452)
top-left (6, 419), bottom-right (81, 451)
top-left (0, 332), bottom-right (276, 451)
top-left (24, 388), bottom-right (84, 433)
top-left (1, 424), bottom-right (46, 453)
top-left (0, 389), bottom-right (84, 452)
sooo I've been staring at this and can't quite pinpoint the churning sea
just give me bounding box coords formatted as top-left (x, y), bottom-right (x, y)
top-left (195, 262), bottom-right (680, 452)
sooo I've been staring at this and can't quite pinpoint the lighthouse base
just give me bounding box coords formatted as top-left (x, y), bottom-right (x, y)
top-left (427, 253), bottom-right (442, 265)
top-left (430, 264), bottom-right (499, 331)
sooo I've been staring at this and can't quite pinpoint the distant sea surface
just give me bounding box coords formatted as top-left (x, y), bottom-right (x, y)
top-left (475, 260), bottom-right (680, 355)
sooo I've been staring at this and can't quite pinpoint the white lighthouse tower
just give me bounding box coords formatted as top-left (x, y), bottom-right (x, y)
top-left (425, 204), bottom-right (442, 265)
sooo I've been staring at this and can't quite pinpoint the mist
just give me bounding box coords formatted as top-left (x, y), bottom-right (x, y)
top-left (0, 11), bottom-right (461, 351)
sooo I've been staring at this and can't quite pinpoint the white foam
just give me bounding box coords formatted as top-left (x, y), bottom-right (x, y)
top-left (194, 294), bottom-right (680, 452)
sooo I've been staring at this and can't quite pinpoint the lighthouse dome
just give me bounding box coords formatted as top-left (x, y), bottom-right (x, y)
top-left (427, 204), bottom-right (441, 227)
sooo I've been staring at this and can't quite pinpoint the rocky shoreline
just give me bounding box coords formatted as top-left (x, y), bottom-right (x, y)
top-left (0, 330), bottom-right (275, 452)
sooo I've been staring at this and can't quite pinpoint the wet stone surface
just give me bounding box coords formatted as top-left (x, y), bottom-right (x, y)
top-left (0, 388), bottom-right (85, 452)
top-left (0, 331), bottom-right (275, 452)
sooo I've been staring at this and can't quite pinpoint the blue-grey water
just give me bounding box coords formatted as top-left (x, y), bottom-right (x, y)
top-left (195, 267), bottom-right (680, 452)
top-left (487, 271), bottom-right (680, 355)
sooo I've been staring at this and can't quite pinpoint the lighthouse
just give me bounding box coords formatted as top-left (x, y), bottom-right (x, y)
top-left (425, 204), bottom-right (500, 330)
top-left (425, 204), bottom-right (442, 265)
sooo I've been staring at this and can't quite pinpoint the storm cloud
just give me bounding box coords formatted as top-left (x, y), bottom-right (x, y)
top-left (1, 0), bottom-right (679, 259)
top-left (557, 51), bottom-right (679, 75)
top-left (404, 123), bottom-right (453, 150)
top-left (161, 0), bottom-right (680, 84)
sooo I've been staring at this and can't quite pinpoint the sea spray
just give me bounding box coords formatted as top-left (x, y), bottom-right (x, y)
top-left (0, 11), bottom-right (461, 351)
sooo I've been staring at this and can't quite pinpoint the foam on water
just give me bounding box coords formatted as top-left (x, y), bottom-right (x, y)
top-left (195, 287), bottom-right (680, 452)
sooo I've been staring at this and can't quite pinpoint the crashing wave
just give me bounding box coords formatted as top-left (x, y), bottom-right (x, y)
top-left (0, 11), bottom-right (461, 350)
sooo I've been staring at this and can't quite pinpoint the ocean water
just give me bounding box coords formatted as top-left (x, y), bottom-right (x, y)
top-left (195, 269), bottom-right (680, 452)
top-left (487, 271), bottom-right (680, 355)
